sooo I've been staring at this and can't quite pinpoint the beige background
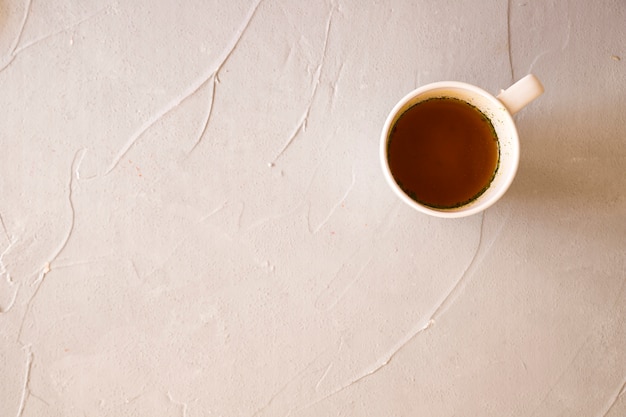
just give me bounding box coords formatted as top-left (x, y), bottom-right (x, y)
top-left (1, 0), bottom-right (625, 416)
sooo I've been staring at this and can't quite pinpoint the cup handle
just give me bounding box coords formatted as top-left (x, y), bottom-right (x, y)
top-left (496, 74), bottom-right (544, 115)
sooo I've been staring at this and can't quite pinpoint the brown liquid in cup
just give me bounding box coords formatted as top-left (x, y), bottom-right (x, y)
top-left (387, 97), bottom-right (499, 209)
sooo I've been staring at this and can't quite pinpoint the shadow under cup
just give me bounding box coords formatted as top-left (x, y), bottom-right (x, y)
top-left (381, 82), bottom-right (520, 218)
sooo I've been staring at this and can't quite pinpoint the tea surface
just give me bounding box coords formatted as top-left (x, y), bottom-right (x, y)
top-left (388, 97), bottom-right (499, 208)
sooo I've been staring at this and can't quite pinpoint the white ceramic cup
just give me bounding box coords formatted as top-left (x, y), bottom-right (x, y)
top-left (380, 74), bottom-right (544, 218)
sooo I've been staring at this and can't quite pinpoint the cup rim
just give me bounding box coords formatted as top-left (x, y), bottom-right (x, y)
top-left (380, 81), bottom-right (520, 218)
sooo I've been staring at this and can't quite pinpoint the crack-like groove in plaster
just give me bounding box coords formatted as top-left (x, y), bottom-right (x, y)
top-left (0, 3), bottom-right (107, 74)
top-left (506, 0), bottom-right (515, 82)
top-left (17, 150), bottom-right (84, 341)
top-left (598, 378), bottom-right (626, 417)
top-left (15, 345), bottom-right (33, 417)
top-left (271, 3), bottom-right (335, 163)
top-left (105, 0), bottom-right (265, 172)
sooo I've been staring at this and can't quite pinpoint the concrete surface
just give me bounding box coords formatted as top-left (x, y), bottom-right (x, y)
top-left (1, 0), bottom-right (625, 416)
